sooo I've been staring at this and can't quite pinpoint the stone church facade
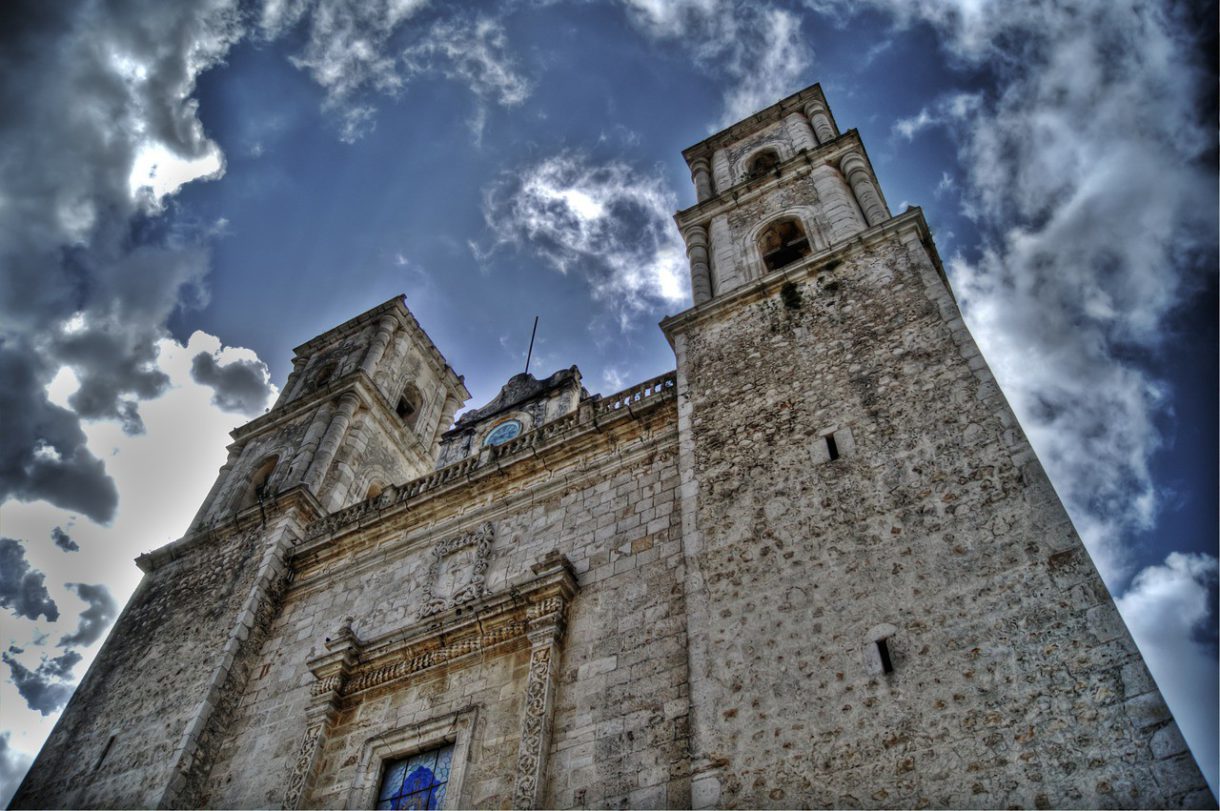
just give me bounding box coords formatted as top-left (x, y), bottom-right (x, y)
top-left (13, 85), bottom-right (1212, 809)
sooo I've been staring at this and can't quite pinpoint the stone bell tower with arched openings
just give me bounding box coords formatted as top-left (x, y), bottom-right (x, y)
top-left (675, 85), bottom-right (889, 304)
top-left (190, 295), bottom-right (469, 529)
top-left (662, 84), bottom-right (1212, 808)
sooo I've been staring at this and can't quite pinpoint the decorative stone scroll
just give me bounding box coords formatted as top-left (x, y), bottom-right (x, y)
top-left (512, 589), bottom-right (568, 810)
top-left (419, 522), bottom-right (495, 618)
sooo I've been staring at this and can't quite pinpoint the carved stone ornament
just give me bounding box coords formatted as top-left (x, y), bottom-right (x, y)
top-left (512, 646), bottom-right (555, 809)
top-left (286, 554), bottom-right (578, 809)
top-left (419, 522), bottom-right (495, 618)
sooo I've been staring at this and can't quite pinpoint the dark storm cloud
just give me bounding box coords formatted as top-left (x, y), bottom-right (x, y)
top-left (1, 649), bottom-right (79, 716)
top-left (50, 527), bottom-right (78, 552)
top-left (0, 538), bottom-right (59, 623)
top-left (0, 733), bottom-right (34, 808)
top-left (0, 344), bottom-right (118, 522)
top-left (0, 0), bottom-right (237, 516)
top-left (58, 584), bottom-right (117, 648)
top-left (190, 351), bottom-right (274, 415)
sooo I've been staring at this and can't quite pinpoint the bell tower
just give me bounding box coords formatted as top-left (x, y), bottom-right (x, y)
top-left (190, 295), bottom-right (469, 529)
top-left (676, 84), bottom-right (890, 306)
top-left (662, 85), bottom-right (1209, 808)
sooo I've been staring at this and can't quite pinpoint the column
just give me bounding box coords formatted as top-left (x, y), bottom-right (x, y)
top-left (327, 411), bottom-right (370, 510)
top-left (288, 404), bottom-right (334, 485)
top-left (783, 112), bottom-right (817, 152)
top-left (303, 392), bottom-right (361, 491)
top-left (684, 225), bottom-right (713, 306)
top-left (690, 156), bottom-right (714, 202)
top-left (431, 393), bottom-right (462, 457)
top-left (283, 620), bottom-right (357, 809)
top-left (512, 600), bottom-right (566, 810)
top-left (804, 100), bottom-right (837, 144)
top-left (360, 315), bottom-right (399, 377)
top-left (840, 152), bottom-right (889, 227)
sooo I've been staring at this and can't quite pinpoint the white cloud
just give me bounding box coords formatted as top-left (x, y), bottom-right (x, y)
top-left (933, 170), bottom-right (955, 198)
top-left (620, 0), bottom-right (813, 128)
top-left (267, 3), bottom-right (529, 143)
top-left (477, 151), bottom-right (689, 319)
top-left (1117, 553), bottom-right (1219, 794)
top-left (275, 0), bottom-right (430, 102)
top-left (401, 16), bottom-right (531, 107)
top-left (892, 92), bottom-right (982, 141)
top-left (128, 141), bottom-right (225, 205)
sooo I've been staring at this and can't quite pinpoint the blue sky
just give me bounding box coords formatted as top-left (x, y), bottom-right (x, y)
top-left (1, 0), bottom-right (1216, 801)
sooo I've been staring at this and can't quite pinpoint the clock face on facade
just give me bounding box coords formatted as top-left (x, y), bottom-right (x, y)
top-left (483, 419), bottom-right (522, 446)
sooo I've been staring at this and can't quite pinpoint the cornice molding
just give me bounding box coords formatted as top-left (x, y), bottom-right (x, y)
top-left (306, 552), bottom-right (578, 700)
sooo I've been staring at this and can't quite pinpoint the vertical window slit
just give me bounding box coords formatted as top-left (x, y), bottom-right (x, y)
top-left (825, 433), bottom-right (840, 461)
top-left (95, 735), bottom-right (116, 771)
top-left (876, 639), bottom-right (893, 674)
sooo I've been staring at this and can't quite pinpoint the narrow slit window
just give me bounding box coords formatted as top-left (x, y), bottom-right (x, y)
top-left (825, 433), bottom-right (840, 461)
top-left (95, 735), bottom-right (116, 771)
top-left (876, 638), bottom-right (893, 674)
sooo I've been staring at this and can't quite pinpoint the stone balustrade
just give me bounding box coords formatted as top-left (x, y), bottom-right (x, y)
top-left (302, 371), bottom-right (678, 540)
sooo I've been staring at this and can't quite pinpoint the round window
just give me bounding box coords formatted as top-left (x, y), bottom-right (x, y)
top-left (484, 419), bottom-right (522, 446)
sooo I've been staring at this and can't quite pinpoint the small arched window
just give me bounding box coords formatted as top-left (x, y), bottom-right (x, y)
top-left (745, 149), bottom-right (780, 180)
top-left (758, 217), bottom-right (812, 272)
top-left (366, 482), bottom-right (384, 501)
top-left (396, 384), bottom-right (423, 430)
top-left (240, 455), bottom-right (279, 510)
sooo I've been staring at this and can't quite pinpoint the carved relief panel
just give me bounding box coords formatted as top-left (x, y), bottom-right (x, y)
top-left (420, 523), bottom-right (495, 618)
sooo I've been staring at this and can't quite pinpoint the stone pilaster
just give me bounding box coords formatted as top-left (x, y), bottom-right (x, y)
top-left (512, 599), bottom-right (566, 810)
top-left (284, 621), bottom-right (358, 810)
top-left (840, 152), bottom-right (888, 226)
top-left (683, 225), bottom-right (713, 305)
top-left (711, 150), bottom-right (732, 192)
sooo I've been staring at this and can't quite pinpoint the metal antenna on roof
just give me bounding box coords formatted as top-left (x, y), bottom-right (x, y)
top-left (524, 316), bottom-right (539, 375)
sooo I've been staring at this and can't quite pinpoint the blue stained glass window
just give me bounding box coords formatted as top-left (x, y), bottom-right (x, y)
top-left (377, 744), bottom-right (454, 810)
top-left (483, 419), bottom-right (522, 446)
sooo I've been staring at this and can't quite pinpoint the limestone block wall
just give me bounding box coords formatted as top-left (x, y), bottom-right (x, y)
top-left (668, 222), bottom-right (1211, 809)
top-left (11, 528), bottom-right (264, 808)
top-left (201, 409), bottom-right (691, 809)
